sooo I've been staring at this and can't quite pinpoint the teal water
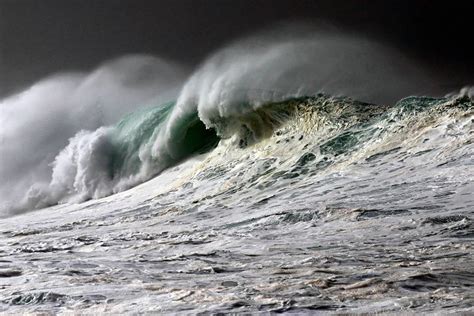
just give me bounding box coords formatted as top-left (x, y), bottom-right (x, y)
top-left (108, 101), bottom-right (219, 181)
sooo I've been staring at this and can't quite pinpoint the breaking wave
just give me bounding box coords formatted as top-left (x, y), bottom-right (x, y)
top-left (0, 26), bottom-right (471, 216)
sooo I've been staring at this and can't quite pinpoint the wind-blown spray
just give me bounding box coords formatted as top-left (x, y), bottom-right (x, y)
top-left (0, 55), bottom-right (186, 215)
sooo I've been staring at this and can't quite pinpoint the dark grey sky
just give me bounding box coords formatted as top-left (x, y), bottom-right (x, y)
top-left (1, 0), bottom-right (473, 97)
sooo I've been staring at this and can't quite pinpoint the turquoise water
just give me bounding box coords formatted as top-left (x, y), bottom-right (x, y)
top-left (104, 101), bottom-right (219, 182)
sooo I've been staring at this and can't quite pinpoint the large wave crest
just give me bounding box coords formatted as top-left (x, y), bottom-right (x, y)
top-left (0, 26), bottom-right (455, 216)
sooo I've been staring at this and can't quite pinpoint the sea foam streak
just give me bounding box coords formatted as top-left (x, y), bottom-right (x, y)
top-left (0, 26), bottom-right (453, 216)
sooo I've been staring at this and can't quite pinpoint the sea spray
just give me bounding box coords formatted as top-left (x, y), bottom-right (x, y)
top-left (0, 55), bottom-right (186, 215)
top-left (176, 25), bottom-right (437, 126)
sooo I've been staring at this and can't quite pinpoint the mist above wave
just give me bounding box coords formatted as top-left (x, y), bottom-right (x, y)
top-left (0, 55), bottom-right (186, 215)
top-left (175, 25), bottom-right (437, 133)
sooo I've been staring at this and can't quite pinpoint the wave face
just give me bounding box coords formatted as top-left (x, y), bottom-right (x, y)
top-left (47, 101), bottom-right (218, 206)
top-left (3, 87), bottom-right (472, 217)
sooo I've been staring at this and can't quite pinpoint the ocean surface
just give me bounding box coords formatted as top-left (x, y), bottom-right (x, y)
top-left (1, 89), bottom-right (473, 314)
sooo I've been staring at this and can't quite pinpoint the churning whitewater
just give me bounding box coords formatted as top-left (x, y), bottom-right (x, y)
top-left (0, 27), bottom-right (473, 314)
